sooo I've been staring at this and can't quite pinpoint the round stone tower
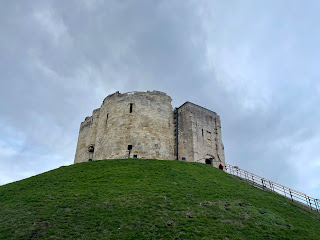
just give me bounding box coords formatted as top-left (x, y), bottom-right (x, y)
top-left (74, 91), bottom-right (175, 163)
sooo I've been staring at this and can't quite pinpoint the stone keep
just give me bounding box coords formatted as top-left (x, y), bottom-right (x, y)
top-left (74, 91), bottom-right (226, 168)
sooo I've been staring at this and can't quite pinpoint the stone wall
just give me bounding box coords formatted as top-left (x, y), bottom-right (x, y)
top-left (74, 91), bottom-right (226, 168)
top-left (176, 102), bottom-right (226, 168)
top-left (74, 91), bottom-right (175, 163)
top-left (74, 108), bottom-right (100, 164)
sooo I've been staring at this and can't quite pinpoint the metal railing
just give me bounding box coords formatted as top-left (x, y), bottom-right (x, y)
top-left (225, 164), bottom-right (320, 213)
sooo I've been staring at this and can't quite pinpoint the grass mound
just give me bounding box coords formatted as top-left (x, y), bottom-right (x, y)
top-left (0, 159), bottom-right (319, 239)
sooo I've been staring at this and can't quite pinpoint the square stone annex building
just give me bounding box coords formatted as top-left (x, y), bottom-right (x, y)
top-left (74, 91), bottom-right (226, 169)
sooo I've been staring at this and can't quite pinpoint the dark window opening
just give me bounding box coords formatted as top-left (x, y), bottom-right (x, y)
top-left (205, 159), bottom-right (212, 165)
top-left (88, 159), bottom-right (92, 162)
top-left (133, 155), bottom-right (137, 158)
top-left (182, 157), bottom-right (186, 161)
top-left (202, 129), bottom-right (204, 137)
top-left (128, 145), bottom-right (133, 150)
top-left (88, 146), bottom-right (94, 153)
top-left (129, 103), bottom-right (133, 113)
top-left (107, 113), bottom-right (109, 120)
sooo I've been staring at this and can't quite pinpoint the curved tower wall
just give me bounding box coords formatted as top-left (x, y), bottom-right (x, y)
top-left (74, 91), bottom-right (175, 163)
top-left (74, 108), bottom-right (100, 164)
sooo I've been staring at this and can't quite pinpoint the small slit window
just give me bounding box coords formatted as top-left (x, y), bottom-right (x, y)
top-left (202, 129), bottom-right (204, 137)
top-left (129, 103), bottom-right (133, 113)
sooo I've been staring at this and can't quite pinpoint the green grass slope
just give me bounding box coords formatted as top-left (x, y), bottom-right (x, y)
top-left (0, 159), bottom-right (319, 240)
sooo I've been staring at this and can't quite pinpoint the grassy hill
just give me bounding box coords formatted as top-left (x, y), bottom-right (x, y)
top-left (0, 159), bottom-right (319, 240)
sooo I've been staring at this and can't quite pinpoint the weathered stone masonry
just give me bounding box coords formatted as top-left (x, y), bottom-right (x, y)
top-left (74, 91), bottom-right (226, 168)
top-left (175, 102), bottom-right (225, 168)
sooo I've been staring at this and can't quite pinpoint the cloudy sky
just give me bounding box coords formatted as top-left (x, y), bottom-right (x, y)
top-left (1, 0), bottom-right (320, 198)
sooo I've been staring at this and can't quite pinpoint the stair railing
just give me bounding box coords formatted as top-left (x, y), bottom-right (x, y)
top-left (225, 164), bottom-right (320, 213)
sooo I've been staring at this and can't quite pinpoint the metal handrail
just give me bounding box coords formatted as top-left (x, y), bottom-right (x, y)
top-left (225, 164), bottom-right (319, 213)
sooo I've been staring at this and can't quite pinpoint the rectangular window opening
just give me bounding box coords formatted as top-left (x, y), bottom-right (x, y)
top-left (130, 103), bottom-right (133, 113)
top-left (202, 129), bottom-right (204, 137)
top-left (182, 157), bottom-right (186, 161)
top-left (133, 155), bottom-right (137, 158)
top-left (128, 145), bottom-right (133, 150)
top-left (205, 159), bottom-right (212, 165)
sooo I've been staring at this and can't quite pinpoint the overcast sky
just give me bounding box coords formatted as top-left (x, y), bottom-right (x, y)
top-left (1, 0), bottom-right (319, 198)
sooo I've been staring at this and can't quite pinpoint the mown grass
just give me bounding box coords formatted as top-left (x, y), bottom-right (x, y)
top-left (0, 159), bottom-right (319, 239)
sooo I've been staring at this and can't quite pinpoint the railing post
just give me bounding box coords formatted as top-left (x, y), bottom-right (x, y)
top-left (316, 199), bottom-right (319, 212)
top-left (261, 179), bottom-right (265, 190)
top-left (305, 195), bottom-right (311, 209)
top-left (269, 181), bottom-right (274, 192)
top-left (289, 189), bottom-right (293, 202)
top-left (283, 186), bottom-right (286, 198)
top-left (307, 196), bottom-right (312, 210)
